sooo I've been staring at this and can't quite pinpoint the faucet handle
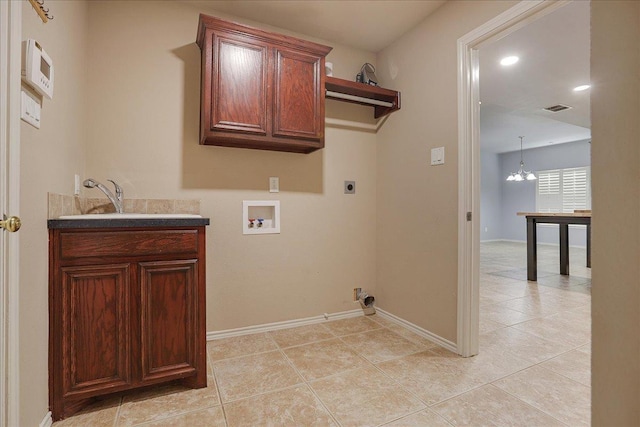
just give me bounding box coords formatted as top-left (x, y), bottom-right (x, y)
top-left (107, 179), bottom-right (123, 201)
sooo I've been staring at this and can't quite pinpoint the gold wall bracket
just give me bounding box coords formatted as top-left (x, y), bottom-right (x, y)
top-left (27, 0), bottom-right (53, 23)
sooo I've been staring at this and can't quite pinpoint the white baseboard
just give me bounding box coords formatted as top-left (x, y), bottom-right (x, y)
top-left (207, 309), bottom-right (363, 341)
top-left (482, 238), bottom-right (586, 249)
top-left (206, 307), bottom-right (458, 355)
top-left (375, 308), bottom-right (458, 353)
top-left (485, 239), bottom-right (525, 244)
top-left (39, 411), bottom-right (53, 427)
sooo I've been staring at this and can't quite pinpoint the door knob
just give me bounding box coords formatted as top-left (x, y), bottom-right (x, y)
top-left (0, 215), bottom-right (21, 232)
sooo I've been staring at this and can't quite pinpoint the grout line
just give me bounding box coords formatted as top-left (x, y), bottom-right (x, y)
top-left (300, 358), bottom-right (377, 384)
top-left (424, 382), bottom-right (490, 408)
top-left (278, 348), bottom-right (343, 427)
top-left (368, 360), bottom-right (431, 406)
top-left (218, 382), bottom-right (304, 405)
top-left (487, 383), bottom-right (572, 427)
top-left (271, 335), bottom-right (339, 351)
top-left (214, 339), bottom-right (344, 425)
top-left (337, 334), bottom-right (435, 365)
top-left (113, 396), bottom-right (123, 427)
top-left (130, 404), bottom-right (221, 427)
top-left (208, 346), bottom-right (282, 364)
top-left (207, 351), bottom-right (229, 427)
top-left (377, 407), bottom-right (455, 427)
top-left (534, 362), bottom-right (592, 388)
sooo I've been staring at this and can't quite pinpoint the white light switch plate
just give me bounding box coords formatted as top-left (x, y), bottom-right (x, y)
top-left (269, 176), bottom-right (279, 193)
top-left (21, 89), bottom-right (41, 129)
top-left (431, 147), bottom-right (445, 165)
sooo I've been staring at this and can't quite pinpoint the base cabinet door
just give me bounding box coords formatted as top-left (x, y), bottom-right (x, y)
top-left (61, 264), bottom-right (131, 399)
top-left (139, 260), bottom-right (199, 383)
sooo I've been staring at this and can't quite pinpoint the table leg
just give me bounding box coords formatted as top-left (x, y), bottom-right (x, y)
top-left (560, 223), bottom-right (569, 275)
top-left (586, 223), bottom-right (591, 268)
top-left (527, 218), bottom-right (537, 281)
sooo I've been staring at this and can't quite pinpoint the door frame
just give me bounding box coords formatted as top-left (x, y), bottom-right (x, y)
top-left (456, 0), bottom-right (569, 357)
top-left (0, 0), bottom-right (22, 425)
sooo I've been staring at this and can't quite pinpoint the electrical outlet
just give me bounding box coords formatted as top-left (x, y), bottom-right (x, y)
top-left (74, 174), bottom-right (80, 196)
top-left (353, 287), bottom-right (362, 301)
top-left (344, 181), bottom-right (355, 194)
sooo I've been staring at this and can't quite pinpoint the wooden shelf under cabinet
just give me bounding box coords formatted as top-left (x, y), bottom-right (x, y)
top-left (325, 76), bottom-right (401, 119)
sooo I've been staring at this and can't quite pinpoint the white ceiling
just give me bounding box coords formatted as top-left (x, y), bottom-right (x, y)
top-left (479, 1), bottom-right (591, 153)
top-left (184, 1), bottom-right (590, 154)
top-left (185, 0), bottom-right (446, 52)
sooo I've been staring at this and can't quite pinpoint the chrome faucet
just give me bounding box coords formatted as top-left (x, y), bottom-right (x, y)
top-left (83, 178), bottom-right (124, 214)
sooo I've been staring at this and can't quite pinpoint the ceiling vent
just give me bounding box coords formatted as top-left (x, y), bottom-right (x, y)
top-left (543, 104), bottom-right (573, 113)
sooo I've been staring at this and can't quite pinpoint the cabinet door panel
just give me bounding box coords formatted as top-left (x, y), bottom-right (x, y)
top-left (273, 48), bottom-right (323, 141)
top-left (212, 35), bottom-right (269, 134)
top-left (139, 260), bottom-right (198, 382)
top-left (62, 265), bottom-right (130, 397)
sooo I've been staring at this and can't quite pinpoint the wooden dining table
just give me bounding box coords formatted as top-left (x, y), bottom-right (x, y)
top-left (517, 211), bottom-right (591, 281)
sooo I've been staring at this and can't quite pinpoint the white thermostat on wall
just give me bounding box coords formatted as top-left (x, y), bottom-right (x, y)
top-left (21, 39), bottom-right (54, 99)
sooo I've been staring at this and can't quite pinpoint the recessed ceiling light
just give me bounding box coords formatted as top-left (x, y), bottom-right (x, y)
top-left (500, 56), bottom-right (519, 66)
top-left (573, 84), bottom-right (591, 91)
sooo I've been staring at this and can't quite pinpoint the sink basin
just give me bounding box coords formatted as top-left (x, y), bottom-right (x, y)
top-left (59, 213), bottom-right (202, 219)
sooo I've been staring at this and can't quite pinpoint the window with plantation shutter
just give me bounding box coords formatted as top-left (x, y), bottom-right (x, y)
top-left (562, 167), bottom-right (589, 211)
top-left (536, 166), bottom-right (590, 213)
top-left (537, 170), bottom-right (561, 213)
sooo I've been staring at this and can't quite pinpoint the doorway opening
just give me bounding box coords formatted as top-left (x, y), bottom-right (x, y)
top-left (457, 0), bottom-right (591, 357)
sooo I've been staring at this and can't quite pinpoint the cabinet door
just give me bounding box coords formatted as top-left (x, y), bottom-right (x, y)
top-left (272, 47), bottom-right (324, 142)
top-left (61, 264), bottom-right (131, 398)
top-left (210, 33), bottom-right (269, 135)
top-left (139, 260), bottom-right (199, 383)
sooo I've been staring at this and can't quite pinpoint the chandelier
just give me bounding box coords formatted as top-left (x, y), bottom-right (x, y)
top-left (506, 136), bottom-right (536, 181)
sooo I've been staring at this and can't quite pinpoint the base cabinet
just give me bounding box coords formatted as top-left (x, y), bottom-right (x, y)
top-left (49, 224), bottom-right (207, 421)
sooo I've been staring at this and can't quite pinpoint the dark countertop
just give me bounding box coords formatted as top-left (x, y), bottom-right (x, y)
top-left (48, 217), bottom-right (210, 229)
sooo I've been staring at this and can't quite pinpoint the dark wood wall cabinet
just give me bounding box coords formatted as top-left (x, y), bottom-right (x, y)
top-left (197, 15), bottom-right (332, 154)
top-left (48, 218), bottom-right (209, 421)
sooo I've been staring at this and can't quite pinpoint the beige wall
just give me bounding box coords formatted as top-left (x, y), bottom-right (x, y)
top-left (591, 1), bottom-right (640, 425)
top-left (20, 1), bottom-right (89, 425)
top-left (84, 0), bottom-right (378, 331)
top-left (18, 0), bottom-right (640, 423)
top-left (375, 1), bottom-right (516, 342)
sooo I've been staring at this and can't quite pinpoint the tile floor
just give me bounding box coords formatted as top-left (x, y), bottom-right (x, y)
top-left (54, 241), bottom-right (591, 426)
